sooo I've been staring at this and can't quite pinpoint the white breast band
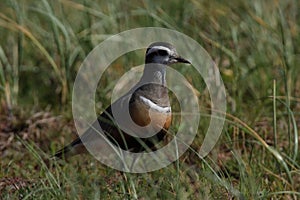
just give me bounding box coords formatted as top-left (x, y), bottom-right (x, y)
top-left (139, 96), bottom-right (171, 113)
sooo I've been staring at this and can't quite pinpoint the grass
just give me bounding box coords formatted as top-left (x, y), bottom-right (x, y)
top-left (0, 0), bottom-right (300, 199)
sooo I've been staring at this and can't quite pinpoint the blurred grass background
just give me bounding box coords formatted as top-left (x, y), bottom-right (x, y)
top-left (0, 0), bottom-right (299, 199)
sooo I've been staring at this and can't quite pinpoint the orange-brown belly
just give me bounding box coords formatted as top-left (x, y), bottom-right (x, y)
top-left (129, 101), bottom-right (171, 130)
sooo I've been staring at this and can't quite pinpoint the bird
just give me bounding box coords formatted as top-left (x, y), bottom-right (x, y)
top-left (53, 42), bottom-right (191, 159)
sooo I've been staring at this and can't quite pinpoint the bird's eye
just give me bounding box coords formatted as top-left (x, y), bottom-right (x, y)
top-left (157, 50), bottom-right (168, 56)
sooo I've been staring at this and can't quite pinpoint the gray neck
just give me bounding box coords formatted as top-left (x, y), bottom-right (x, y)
top-left (140, 64), bottom-right (166, 85)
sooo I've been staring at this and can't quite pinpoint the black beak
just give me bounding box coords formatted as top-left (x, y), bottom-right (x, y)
top-left (175, 56), bottom-right (191, 64)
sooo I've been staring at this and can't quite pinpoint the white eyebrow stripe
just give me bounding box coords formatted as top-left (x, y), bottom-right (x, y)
top-left (146, 46), bottom-right (171, 56)
top-left (139, 96), bottom-right (171, 113)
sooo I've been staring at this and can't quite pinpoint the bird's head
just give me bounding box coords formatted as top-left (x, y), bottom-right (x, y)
top-left (145, 42), bottom-right (190, 65)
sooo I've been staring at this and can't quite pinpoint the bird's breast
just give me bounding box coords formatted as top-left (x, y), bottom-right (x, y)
top-left (129, 95), bottom-right (172, 130)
